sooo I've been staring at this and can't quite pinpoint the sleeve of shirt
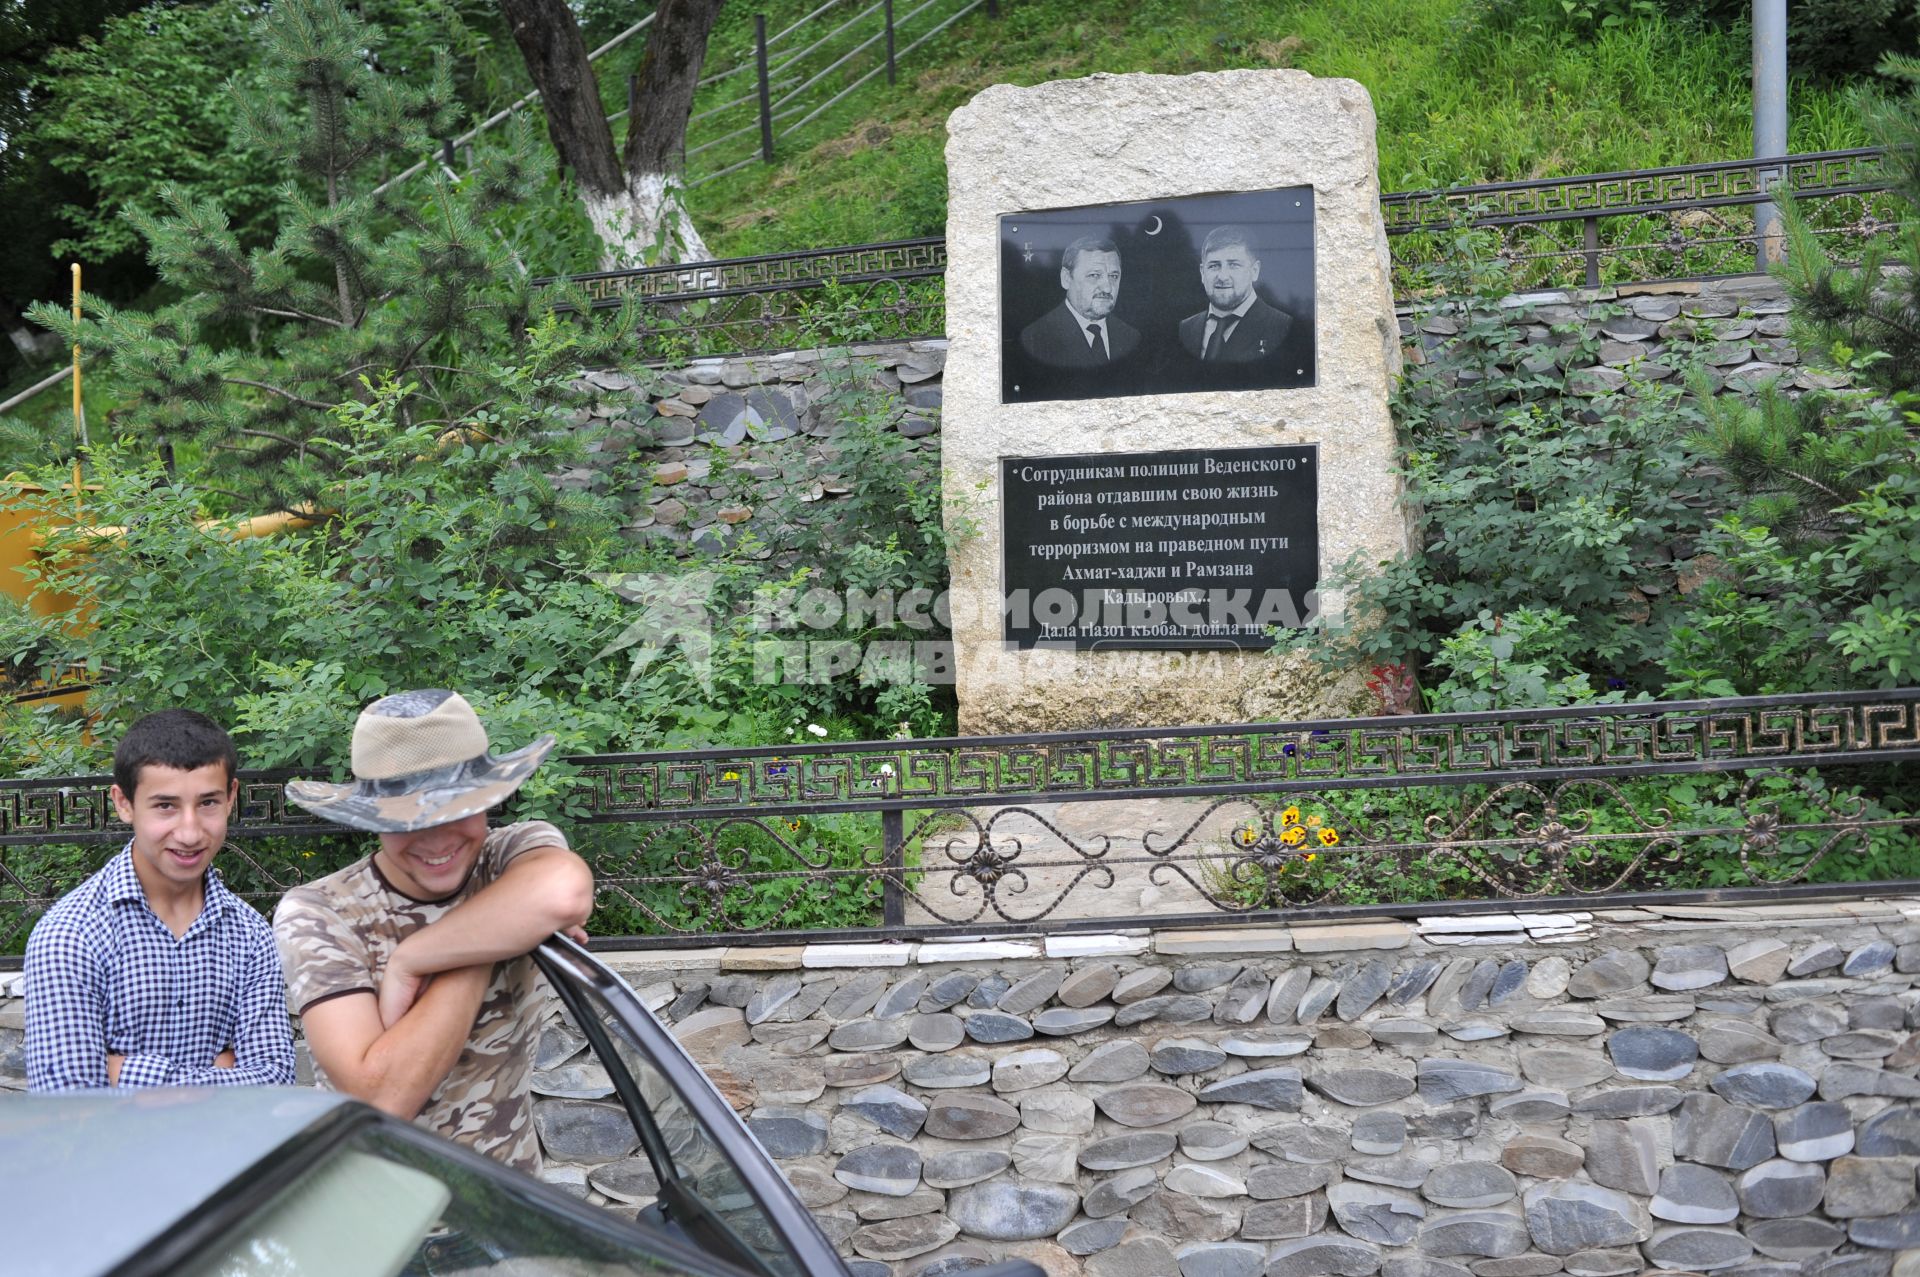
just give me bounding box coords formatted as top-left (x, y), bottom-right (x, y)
top-left (22, 912), bottom-right (110, 1092)
top-left (484, 820), bottom-right (571, 880)
top-left (273, 888), bottom-right (376, 1017)
top-left (112, 1052), bottom-right (176, 1089)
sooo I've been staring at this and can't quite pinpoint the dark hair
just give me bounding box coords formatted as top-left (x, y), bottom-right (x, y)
top-left (1200, 225), bottom-right (1259, 262)
top-left (1061, 235), bottom-right (1120, 273)
top-left (113, 710), bottom-right (239, 799)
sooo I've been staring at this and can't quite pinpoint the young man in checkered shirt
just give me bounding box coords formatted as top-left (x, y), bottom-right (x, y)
top-left (23, 710), bottom-right (295, 1090)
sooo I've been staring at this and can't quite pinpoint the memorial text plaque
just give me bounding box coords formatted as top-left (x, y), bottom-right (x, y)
top-left (1001, 444), bottom-right (1319, 649)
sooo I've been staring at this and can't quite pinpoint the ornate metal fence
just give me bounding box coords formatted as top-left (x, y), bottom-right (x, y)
top-left (543, 237), bottom-right (947, 361)
top-left (4, 690), bottom-right (1917, 956)
top-left (1381, 148), bottom-right (1898, 292)
top-left (540, 149), bottom-right (1897, 359)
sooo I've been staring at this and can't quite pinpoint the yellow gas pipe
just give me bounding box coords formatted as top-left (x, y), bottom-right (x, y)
top-left (70, 263), bottom-right (85, 518)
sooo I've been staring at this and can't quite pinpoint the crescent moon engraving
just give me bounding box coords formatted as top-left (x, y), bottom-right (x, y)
top-left (1145, 215), bottom-right (1163, 235)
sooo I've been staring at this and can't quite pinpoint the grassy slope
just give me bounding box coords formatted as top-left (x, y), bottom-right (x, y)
top-left (678, 0), bottom-right (1870, 261)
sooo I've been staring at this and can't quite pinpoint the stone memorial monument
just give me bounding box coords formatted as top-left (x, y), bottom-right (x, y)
top-left (941, 69), bottom-right (1409, 733)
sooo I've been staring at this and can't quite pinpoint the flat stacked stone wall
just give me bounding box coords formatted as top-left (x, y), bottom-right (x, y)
top-left (564, 275), bottom-right (1821, 562)
top-left (562, 340), bottom-right (946, 557)
top-left (7, 899), bottom-right (1920, 1277)
top-left (1399, 275), bottom-right (1820, 397)
top-left (531, 901), bottom-right (1920, 1276)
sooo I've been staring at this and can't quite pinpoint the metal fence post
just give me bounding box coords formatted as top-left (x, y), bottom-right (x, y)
top-left (1583, 216), bottom-right (1601, 289)
top-left (756, 15), bottom-right (775, 163)
top-left (986, 0), bottom-right (999, 16)
top-left (881, 808), bottom-right (905, 927)
top-left (1752, 0), bottom-right (1788, 268)
top-left (885, 0), bottom-right (897, 86)
top-left (440, 138), bottom-right (456, 170)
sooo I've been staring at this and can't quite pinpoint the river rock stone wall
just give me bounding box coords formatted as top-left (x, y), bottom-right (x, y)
top-left (6, 899), bottom-right (1920, 1276)
top-left (549, 899), bottom-right (1920, 1276)
top-left (567, 274), bottom-right (1815, 562)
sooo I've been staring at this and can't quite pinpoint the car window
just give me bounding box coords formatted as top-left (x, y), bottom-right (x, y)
top-left (176, 1121), bottom-right (748, 1277)
top-left (535, 940), bottom-right (844, 1277)
top-left (575, 989), bottom-right (798, 1277)
top-left (177, 1149), bottom-right (447, 1277)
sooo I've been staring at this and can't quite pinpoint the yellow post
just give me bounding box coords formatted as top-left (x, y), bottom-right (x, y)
top-left (70, 263), bottom-right (85, 517)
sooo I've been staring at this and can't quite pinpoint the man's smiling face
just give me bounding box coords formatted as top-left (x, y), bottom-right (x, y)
top-left (376, 811), bottom-right (490, 899)
top-left (113, 762), bottom-right (236, 894)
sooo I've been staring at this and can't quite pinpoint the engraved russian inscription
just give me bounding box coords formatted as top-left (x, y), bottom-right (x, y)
top-left (1000, 445), bottom-right (1319, 650)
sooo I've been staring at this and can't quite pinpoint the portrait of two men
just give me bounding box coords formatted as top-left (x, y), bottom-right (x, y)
top-left (999, 186), bottom-right (1317, 403)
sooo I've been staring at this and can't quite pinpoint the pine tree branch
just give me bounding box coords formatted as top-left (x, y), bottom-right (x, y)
top-left (197, 485), bottom-right (270, 506)
top-left (223, 378), bottom-right (335, 411)
top-left (1778, 467), bottom-right (1850, 503)
top-left (237, 428), bottom-right (309, 449)
top-left (250, 305), bottom-right (348, 328)
top-left (393, 331), bottom-right (437, 376)
top-left (327, 171), bottom-right (354, 326)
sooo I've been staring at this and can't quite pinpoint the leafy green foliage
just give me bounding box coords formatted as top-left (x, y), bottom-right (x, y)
top-left (1289, 222), bottom-right (1721, 694)
top-left (1428, 608), bottom-right (1643, 711)
top-left (0, 697), bottom-right (94, 778)
top-left (1554, 0), bottom-right (1661, 34)
top-left (20, 0), bottom-right (643, 517)
top-left (0, 0), bottom-right (161, 350)
top-left (32, 2), bottom-right (286, 265)
top-left (1657, 520), bottom-right (1835, 697)
top-left (19, 358), bottom-right (625, 759)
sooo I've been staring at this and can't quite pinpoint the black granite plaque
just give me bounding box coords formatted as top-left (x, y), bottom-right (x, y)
top-left (1000, 186), bottom-right (1316, 404)
top-left (1000, 444), bottom-right (1319, 650)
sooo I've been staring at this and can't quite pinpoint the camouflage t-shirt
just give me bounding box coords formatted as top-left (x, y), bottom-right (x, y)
top-left (273, 820), bottom-right (566, 1173)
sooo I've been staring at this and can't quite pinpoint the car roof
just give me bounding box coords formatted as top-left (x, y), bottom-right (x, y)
top-left (0, 1086), bottom-right (353, 1277)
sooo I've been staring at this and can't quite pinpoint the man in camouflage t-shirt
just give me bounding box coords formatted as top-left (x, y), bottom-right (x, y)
top-left (274, 691), bottom-right (594, 1172)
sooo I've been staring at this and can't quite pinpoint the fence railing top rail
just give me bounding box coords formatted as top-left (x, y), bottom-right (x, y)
top-left (1378, 146), bottom-right (1887, 206)
top-left (4, 690), bottom-right (1915, 841)
top-left (534, 235), bottom-right (946, 289)
top-left (534, 148), bottom-right (1887, 305)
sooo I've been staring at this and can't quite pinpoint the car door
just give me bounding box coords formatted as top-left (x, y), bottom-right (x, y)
top-left (40, 1088), bottom-right (772, 1277)
top-left (534, 937), bottom-right (850, 1277)
top-left (532, 938), bottom-right (1046, 1277)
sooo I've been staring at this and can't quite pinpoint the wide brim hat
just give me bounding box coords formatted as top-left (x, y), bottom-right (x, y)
top-left (286, 689), bottom-right (555, 834)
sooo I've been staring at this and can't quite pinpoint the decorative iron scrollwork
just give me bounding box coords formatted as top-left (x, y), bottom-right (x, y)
top-left (558, 695), bottom-right (1920, 819)
top-left (4, 692), bottom-right (1917, 945)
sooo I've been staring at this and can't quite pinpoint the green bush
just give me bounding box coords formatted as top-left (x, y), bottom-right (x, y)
top-left (1285, 222), bottom-right (1723, 695)
top-left (1427, 607), bottom-right (1645, 711)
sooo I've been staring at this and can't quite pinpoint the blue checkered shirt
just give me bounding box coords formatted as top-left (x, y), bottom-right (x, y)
top-left (24, 846), bottom-right (296, 1091)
